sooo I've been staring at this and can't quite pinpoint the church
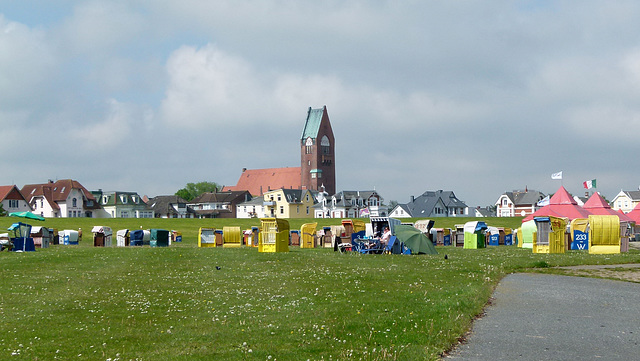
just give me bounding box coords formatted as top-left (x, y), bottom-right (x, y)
top-left (224, 105), bottom-right (336, 196)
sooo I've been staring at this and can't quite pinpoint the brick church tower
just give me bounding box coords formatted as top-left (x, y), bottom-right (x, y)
top-left (300, 105), bottom-right (336, 195)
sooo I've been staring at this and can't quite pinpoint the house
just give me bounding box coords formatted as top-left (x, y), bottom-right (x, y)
top-left (91, 190), bottom-right (154, 218)
top-left (389, 190), bottom-right (468, 218)
top-left (474, 206), bottom-right (495, 217)
top-left (223, 105), bottom-right (337, 196)
top-left (316, 190), bottom-right (387, 218)
top-left (0, 185), bottom-right (32, 214)
top-left (21, 179), bottom-right (102, 218)
top-left (611, 190), bottom-right (640, 213)
top-left (188, 191), bottom-right (252, 218)
top-left (236, 196), bottom-right (267, 219)
top-left (148, 195), bottom-right (192, 218)
top-left (262, 188), bottom-right (316, 218)
top-left (495, 189), bottom-right (546, 217)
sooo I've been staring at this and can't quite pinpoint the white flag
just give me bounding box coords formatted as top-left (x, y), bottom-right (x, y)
top-left (551, 171), bottom-right (563, 180)
top-left (537, 195), bottom-right (550, 207)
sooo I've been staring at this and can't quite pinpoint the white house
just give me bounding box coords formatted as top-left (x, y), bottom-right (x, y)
top-left (21, 179), bottom-right (102, 218)
top-left (0, 185), bottom-right (32, 214)
top-left (611, 190), bottom-right (640, 213)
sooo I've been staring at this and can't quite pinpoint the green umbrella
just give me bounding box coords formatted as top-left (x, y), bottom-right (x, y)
top-left (394, 224), bottom-right (438, 255)
top-left (9, 211), bottom-right (45, 221)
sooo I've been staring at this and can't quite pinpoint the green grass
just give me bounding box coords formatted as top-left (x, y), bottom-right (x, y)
top-left (1, 216), bottom-right (638, 360)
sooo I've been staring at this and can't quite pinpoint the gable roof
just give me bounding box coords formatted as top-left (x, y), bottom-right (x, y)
top-left (21, 179), bottom-right (99, 210)
top-left (301, 106), bottom-right (327, 140)
top-left (621, 190), bottom-right (640, 201)
top-left (399, 190), bottom-right (466, 217)
top-left (500, 190), bottom-right (546, 206)
top-left (223, 167), bottom-right (302, 196)
top-left (0, 185), bottom-right (28, 202)
top-left (190, 191), bottom-right (251, 204)
top-left (148, 195), bottom-right (190, 215)
top-left (265, 188), bottom-right (315, 204)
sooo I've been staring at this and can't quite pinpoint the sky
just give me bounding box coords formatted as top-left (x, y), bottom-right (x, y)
top-left (1, 1), bottom-right (640, 208)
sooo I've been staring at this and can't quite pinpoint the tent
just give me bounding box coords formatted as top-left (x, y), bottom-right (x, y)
top-left (625, 202), bottom-right (640, 225)
top-left (583, 192), bottom-right (634, 223)
top-left (523, 186), bottom-right (591, 222)
top-left (394, 224), bottom-right (438, 255)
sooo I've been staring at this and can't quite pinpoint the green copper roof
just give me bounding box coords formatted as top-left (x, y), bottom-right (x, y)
top-left (301, 106), bottom-right (325, 140)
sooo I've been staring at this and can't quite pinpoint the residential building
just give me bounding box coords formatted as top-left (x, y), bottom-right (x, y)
top-left (21, 179), bottom-right (102, 218)
top-left (0, 185), bottom-right (31, 214)
top-left (236, 197), bottom-right (267, 219)
top-left (611, 190), bottom-right (640, 213)
top-left (389, 190), bottom-right (468, 218)
top-left (188, 191), bottom-right (252, 218)
top-left (495, 189), bottom-right (546, 217)
top-left (148, 195), bottom-right (192, 218)
top-left (262, 188), bottom-right (316, 218)
top-left (316, 190), bottom-right (387, 218)
top-left (474, 206), bottom-right (495, 217)
top-left (91, 190), bottom-right (154, 218)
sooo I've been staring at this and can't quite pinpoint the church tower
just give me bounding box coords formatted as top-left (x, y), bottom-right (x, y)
top-left (300, 106), bottom-right (336, 195)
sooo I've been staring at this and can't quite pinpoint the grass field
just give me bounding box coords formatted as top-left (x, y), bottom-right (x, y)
top-left (1, 216), bottom-right (638, 360)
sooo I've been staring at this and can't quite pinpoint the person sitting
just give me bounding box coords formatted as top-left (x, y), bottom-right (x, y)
top-left (379, 226), bottom-right (392, 248)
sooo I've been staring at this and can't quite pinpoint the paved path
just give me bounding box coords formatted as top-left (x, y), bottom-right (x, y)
top-left (444, 273), bottom-right (640, 361)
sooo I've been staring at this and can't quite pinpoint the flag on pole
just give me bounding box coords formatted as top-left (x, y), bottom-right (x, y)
top-left (583, 179), bottom-right (596, 189)
top-left (551, 171), bottom-right (563, 180)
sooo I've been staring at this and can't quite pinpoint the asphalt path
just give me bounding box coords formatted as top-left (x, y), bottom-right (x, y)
top-left (444, 273), bottom-right (640, 361)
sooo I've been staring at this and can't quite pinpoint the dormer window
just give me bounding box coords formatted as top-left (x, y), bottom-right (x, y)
top-left (103, 196), bottom-right (108, 204)
top-left (120, 195), bottom-right (128, 204)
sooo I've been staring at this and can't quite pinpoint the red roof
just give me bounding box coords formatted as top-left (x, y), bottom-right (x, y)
top-left (223, 167), bottom-right (302, 196)
top-left (583, 192), bottom-right (634, 223)
top-left (626, 202), bottom-right (640, 224)
top-left (523, 186), bottom-right (591, 222)
top-left (21, 179), bottom-right (97, 211)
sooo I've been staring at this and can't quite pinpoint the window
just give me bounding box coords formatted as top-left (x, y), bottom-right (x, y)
top-left (279, 206), bottom-right (284, 214)
top-left (72, 198), bottom-right (77, 207)
top-left (306, 206), bottom-right (309, 214)
top-left (321, 135), bottom-right (331, 155)
top-left (9, 199), bottom-right (18, 208)
top-left (103, 196), bottom-right (108, 204)
top-left (306, 194), bottom-right (310, 202)
top-left (305, 137), bottom-right (313, 154)
top-left (277, 194), bottom-right (281, 201)
top-left (311, 173), bottom-right (316, 179)
top-left (120, 195), bottom-right (127, 204)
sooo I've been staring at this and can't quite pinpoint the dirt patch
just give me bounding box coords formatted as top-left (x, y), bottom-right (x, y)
top-left (555, 263), bottom-right (640, 283)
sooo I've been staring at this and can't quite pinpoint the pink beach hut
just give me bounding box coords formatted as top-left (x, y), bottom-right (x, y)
top-left (523, 186), bottom-right (591, 222)
top-left (583, 193), bottom-right (634, 223)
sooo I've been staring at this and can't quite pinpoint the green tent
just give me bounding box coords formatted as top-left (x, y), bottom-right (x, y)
top-left (394, 224), bottom-right (438, 255)
top-left (9, 211), bottom-right (45, 221)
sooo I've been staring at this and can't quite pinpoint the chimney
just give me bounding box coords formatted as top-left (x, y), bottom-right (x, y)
top-left (242, 168), bottom-right (247, 173)
top-left (410, 195), bottom-right (415, 203)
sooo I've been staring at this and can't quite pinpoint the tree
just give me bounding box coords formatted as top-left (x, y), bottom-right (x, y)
top-left (387, 200), bottom-right (398, 209)
top-left (175, 181), bottom-right (221, 202)
top-left (0, 203), bottom-right (6, 217)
